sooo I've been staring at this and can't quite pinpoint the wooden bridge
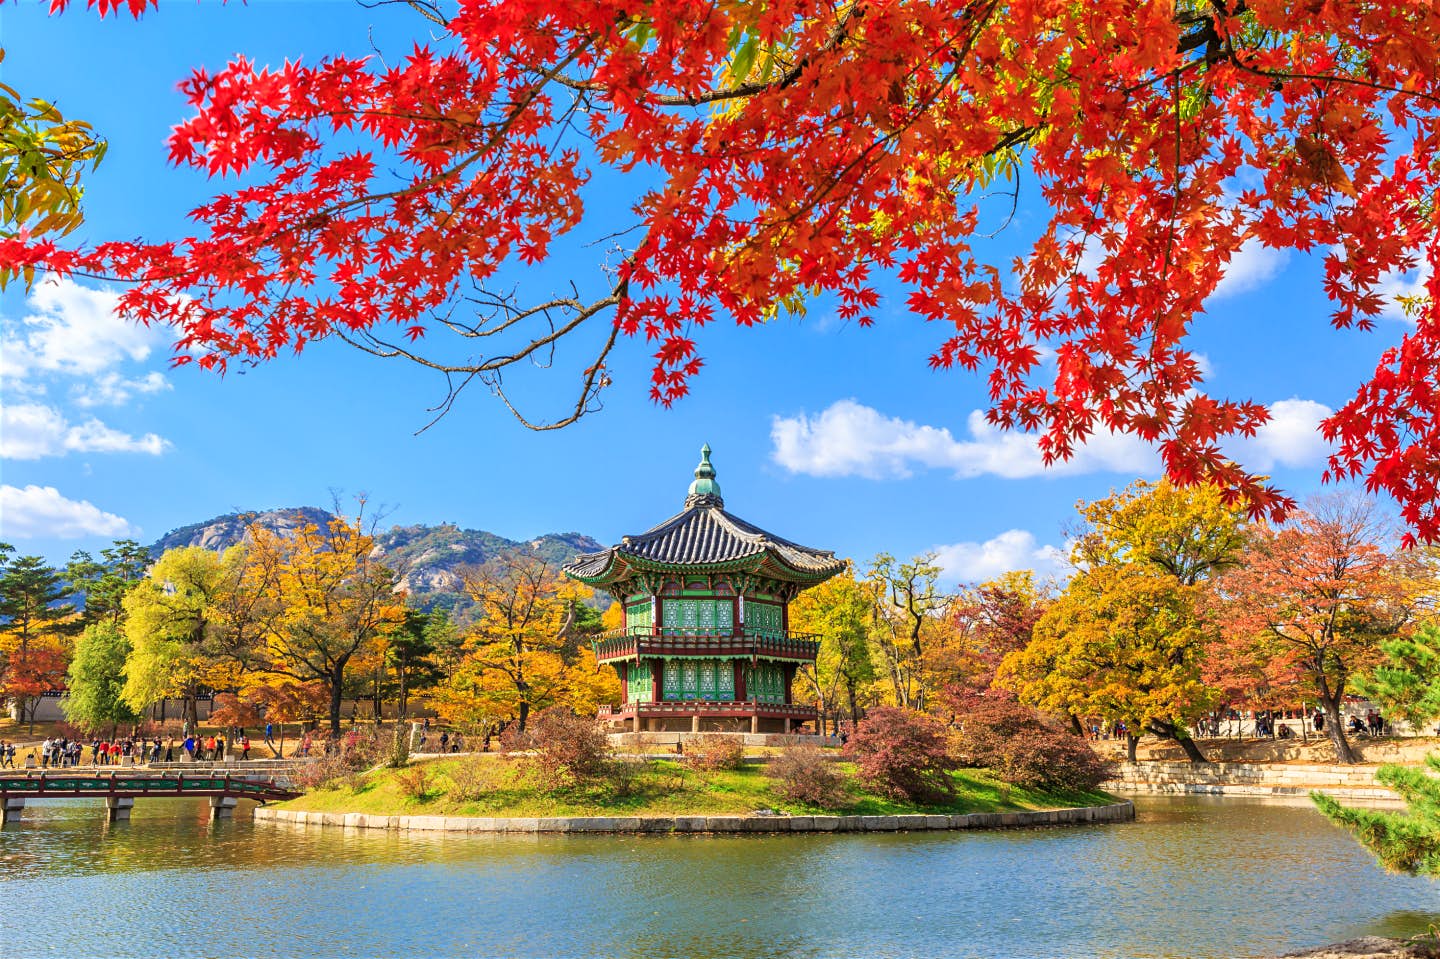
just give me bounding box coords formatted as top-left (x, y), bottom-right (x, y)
top-left (0, 771), bottom-right (299, 825)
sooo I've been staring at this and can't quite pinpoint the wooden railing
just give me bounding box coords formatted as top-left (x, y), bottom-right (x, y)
top-left (597, 701), bottom-right (817, 719)
top-left (0, 771), bottom-right (298, 802)
top-left (591, 627), bottom-right (820, 663)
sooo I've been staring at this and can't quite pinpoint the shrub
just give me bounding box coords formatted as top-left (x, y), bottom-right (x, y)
top-left (768, 745), bottom-right (847, 807)
top-left (684, 736), bottom-right (746, 771)
top-left (526, 708), bottom-right (610, 788)
top-left (395, 764), bottom-right (433, 800)
top-left (289, 754), bottom-right (349, 791)
top-left (844, 707), bottom-right (960, 803)
top-left (498, 722), bottom-right (536, 753)
top-left (954, 698), bottom-right (1113, 792)
top-left (446, 757), bottom-right (494, 802)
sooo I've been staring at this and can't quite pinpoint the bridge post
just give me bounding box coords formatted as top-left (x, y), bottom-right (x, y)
top-left (210, 796), bottom-right (239, 820)
top-left (1, 796), bottom-right (23, 825)
top-left (105, 797), bottom-right (135, 822)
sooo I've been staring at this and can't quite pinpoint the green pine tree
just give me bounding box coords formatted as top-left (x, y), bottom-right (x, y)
top-left (1314, 756), bottom-right (1440, 875)
top-left (1353, 622), bottom-right (1440, 732)
top-left (1316, 621), bottom-right (1440, 875)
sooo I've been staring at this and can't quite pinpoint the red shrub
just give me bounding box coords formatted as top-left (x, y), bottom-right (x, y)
top-left (526, 708), bottom-right (610, 787)
top-left (844, 707), bottom-right (959, 803)
top-left (684, 736), bottom-right (747, 771)
top-left (768, 745), bottom-right (848, 807)
top-left (955, 698), bottom-right (1112, 792)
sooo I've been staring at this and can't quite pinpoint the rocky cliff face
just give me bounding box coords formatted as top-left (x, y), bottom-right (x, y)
top-left (146, 508), bottom-right (603, 624)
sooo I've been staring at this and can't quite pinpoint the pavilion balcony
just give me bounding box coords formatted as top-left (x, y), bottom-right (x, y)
top-left (590, 627), bottom-right (820, 664)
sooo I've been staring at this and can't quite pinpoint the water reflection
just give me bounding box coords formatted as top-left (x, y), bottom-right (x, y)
top-left (2, 796), bottom-right (1438, 958)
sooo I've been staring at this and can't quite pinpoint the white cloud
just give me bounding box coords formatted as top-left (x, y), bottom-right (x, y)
top-left (1223, 397), bottom-right (1334, 470)
top-left (1212, 239), bottom-right (1288, 299)
top-left (1065, 231), bottom-right (1286, 301)
top-left (0, 484), bottom-right (135, 538)
top-left (770, 399), bottom-right (1158, 480)
top-left (933, 529), bottom-right (1070, 584)
top-left (0, 403), bottom-right (171, 460)
top-left (1, 277), bottom-right (161, 386)
top-left (1376, 257), bottom-right (1433, 323)
top-left (71, 371), bottom-right (171, 408)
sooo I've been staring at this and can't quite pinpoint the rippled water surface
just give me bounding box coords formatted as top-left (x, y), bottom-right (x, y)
top-left (2, 795), bottom-right (1438, 958)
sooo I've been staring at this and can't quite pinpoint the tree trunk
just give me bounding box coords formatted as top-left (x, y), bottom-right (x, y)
top-left (845, 677), bottom-right (861, 726)
top-left (1314, 668), bottom-right (1358, 764)
top-left (398, 667), bottom-right (409, 720)
top-left (517, 699), bottom-right (530, 733)
top-left (1069, 713), bottom-right (1084, 736)
top-left (1320, 694), bottom-right (1357, 763)
top-left (1148, 719), bottom-right (1210, 763)
top-left (1126, 734), bottom-right (1139, 762)
top-left (182, 696), bottom-right (198, 737)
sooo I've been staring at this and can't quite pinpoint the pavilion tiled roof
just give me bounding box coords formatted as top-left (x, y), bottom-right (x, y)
top-left (562, 446), bottom-right (844, 585)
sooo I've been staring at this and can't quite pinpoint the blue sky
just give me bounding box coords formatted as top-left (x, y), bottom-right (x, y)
top-left (0, 1), bottom-right (1422, 582)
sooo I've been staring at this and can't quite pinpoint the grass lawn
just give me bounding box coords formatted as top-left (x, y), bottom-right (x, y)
top-left (277, 755), bottom-right (1113, 818)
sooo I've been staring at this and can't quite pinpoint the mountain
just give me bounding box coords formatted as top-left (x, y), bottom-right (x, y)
top-left (146, 508), bottom-right (604, 624)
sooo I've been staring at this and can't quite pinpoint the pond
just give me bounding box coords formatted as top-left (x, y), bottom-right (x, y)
top-left (2, 795), bottom-right (1438, 958)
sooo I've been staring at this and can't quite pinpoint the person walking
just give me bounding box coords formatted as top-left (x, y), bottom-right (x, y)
top-left (239, 735), bottom-right (250, 760)
top-left (215, 734), bottom-right (226, 762)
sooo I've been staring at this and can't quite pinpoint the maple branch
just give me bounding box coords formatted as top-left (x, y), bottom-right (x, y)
top-left (551, 3), bottom-right (863, 108)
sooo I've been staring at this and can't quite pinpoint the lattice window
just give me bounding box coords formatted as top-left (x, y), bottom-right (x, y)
top-left (627, 662), bottom-right (652, 703)
top-left (663, 659), bottom-right (681, 700)
top-left (717, 661), bottom-right (735, 699)
top-left (625, 600), bottom-right (652, 631)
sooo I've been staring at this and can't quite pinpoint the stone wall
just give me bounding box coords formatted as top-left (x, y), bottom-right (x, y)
top-left (1104, 761), bottom-right (1399, 800)
top-left (606, 731), bottom-right (835, 750)
top-left (252, 800), bottom-right (1135, 834)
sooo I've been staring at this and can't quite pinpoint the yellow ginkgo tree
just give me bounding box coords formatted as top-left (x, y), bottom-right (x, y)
top-left (243, 513), bottom-right (405, 735)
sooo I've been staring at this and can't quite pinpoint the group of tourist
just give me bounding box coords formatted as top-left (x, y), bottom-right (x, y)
top-left (179, 733), bottom-right (250, 761)
top-left (0, 731), bottom-right (262, 770)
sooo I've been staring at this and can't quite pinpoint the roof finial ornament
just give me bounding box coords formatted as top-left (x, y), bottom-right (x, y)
top-left (684, 443), bottom-right (724, 508)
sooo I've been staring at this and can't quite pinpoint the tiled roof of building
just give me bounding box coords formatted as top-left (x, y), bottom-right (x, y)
top-left (563, 446), bottom-right (844, 584)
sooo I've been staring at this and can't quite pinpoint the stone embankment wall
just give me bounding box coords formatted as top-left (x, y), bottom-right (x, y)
top-left (252, 800), bottom-right (1134, 834)
top-left (605, 732), bottom-right (833, 750)
top-left (1093, 737), bottom-right (1438, 765)
top-left (1104, 762), bottom-right (1398, 800)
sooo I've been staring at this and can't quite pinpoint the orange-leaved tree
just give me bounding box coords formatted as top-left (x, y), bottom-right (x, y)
top-left (435, 552), bottom-right (615, 733)
top-left (1000, 563), bottom-right (1217, 761)
top-left (1216, 494), bottom-right (1411, 764)
top-left (243, 513), bottom-right (406, 735)
top-left (8, 1), bottom-right (1440, 540)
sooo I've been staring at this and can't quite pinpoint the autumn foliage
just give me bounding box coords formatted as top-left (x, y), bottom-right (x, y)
top-left (954, 697), bottom-right (1112, 792)
top-left (9, 0), bottom-right (1440, 538)
top-left (844, 705), bottom-right (960, 802)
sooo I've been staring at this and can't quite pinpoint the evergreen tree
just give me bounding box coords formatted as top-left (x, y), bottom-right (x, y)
top-left (1315, 756), bottom-right (1440, 876)
top-left (1317, 621), bottom-right (1440, 874)
top-left (0, 547), bottom-right (77, 729)
top-left (66, 539), bottom-right (151, 628)
top-left (1354, 623), bottom-right (1440, 732)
